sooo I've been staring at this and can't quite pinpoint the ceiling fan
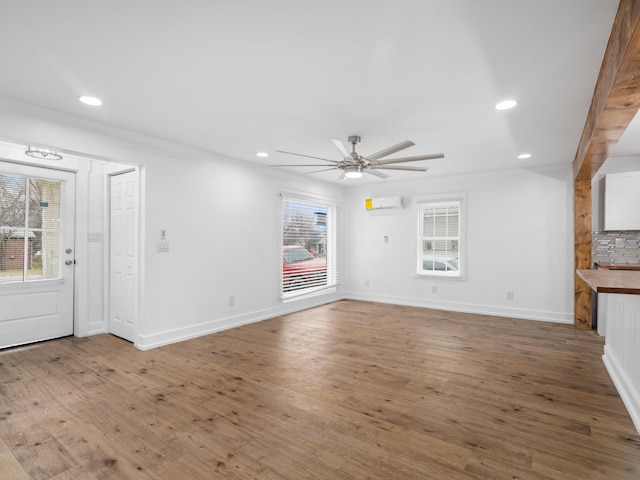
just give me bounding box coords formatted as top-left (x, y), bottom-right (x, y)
top-left (271, 135), bottom-right (444, 179)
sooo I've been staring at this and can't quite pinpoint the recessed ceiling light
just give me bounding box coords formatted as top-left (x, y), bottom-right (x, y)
top-left (79, 95), bottom-right (103, 106)
top-left (517, 153), bottom-right (532, 159)
top-left (495, 100), bottom-right (517, 110)
top-left (256, 152), bottom-right (269, 158)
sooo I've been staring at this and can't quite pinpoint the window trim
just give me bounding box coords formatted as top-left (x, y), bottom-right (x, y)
top-left (279, 190), bottom-right (340, 300)
top-left (415, 192), bottom-right (466, 280)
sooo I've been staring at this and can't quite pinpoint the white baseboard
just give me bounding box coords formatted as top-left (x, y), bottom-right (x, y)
top-left (342, 291), bottom-right (573, 324)
top-left (131, 291), bottom-right (571, 351)
top-left (135, 308), bottom-right (278, 350)
top-left (84, 327), bottom-right (107, 336)
top-left (603, 346), bottom-right (640, 434)
top-left (134, 292), bottom-right (342, 351)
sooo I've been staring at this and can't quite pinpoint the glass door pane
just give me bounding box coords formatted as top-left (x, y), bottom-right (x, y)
top-left (0, 173), bottom-right (61, 283)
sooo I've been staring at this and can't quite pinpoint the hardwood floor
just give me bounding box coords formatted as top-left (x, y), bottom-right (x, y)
top-left (1, 300), bottom-right (639, 479)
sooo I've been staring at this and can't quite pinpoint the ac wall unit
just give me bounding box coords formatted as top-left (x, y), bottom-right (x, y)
top-left (365, 196), bottom-right (404, 210)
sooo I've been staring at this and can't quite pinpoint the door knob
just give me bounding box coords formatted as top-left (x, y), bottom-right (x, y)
top-left (65, 260), bottom-right (73, 265)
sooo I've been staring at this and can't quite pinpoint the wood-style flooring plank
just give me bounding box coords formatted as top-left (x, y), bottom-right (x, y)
top-left (1, 300), bottom-right (639, 479)
top-left (0, 437), bottom-right (31, 480)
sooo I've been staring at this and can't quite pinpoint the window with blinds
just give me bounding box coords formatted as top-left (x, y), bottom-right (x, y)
top-left (418, 198), bottom-right (463, 277)
top-left (281, 195), bottom-right (337, 296)
top-left (0, 173), bottom-right (61, 284)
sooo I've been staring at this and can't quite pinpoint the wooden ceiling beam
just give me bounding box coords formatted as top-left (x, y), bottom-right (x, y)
top-left (574, 0), bottom-right (640, 330)
top-left (574, 0), bottom-right (640, 180)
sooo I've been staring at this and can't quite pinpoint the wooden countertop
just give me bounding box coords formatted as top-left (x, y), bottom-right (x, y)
top-left (577, 269), bottom-right (640, 294)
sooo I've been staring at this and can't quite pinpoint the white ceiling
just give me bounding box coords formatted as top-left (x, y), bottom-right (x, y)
top-left (0, 1), bottom-right (622, 184)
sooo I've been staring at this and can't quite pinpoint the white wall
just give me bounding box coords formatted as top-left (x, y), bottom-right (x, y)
top-left (342, 164), bottom-right (574, 323)
top-left (137, 149), bottom-right (344, 349)
top-left (0, 96), bottom-right (344, 350)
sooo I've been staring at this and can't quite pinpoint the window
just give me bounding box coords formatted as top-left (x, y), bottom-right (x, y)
top-left (281, 194), bottom-right (338, 297)
top-left (418, 194), bottom-right (465, 278)
top-left (0, 173), bottom-right (62, 284)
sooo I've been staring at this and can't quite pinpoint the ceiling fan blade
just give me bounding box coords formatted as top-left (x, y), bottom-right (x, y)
top-left (366, 140), bottom-right (415, 161)
top-left (373, 153), bottom-right (444, 165)
top-left (306, 167), bottom-right (339, 174)
top-left (373, 165), bottom-right (429, 172)
top-left (337, 171), bottom-right (346, 181)
top-left (364, 168), bottom-right (390, 179)
top-left (331, 138), bottom-right (350, 158)
top-left (270, 164), bottom-right (337, 167)
top-left (276, 150), bottom-right (340, 164)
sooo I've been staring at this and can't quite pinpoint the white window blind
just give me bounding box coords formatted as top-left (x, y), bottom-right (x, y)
top-left (418, 198), bottom-right (463, 277)
top-left (0, 173), bottom-right (62, 284)
top-left (281, 194), bottom-right (338, 297)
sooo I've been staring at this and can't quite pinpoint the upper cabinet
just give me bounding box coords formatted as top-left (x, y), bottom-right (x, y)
top-left (605, 171), bottom-right (640, 231)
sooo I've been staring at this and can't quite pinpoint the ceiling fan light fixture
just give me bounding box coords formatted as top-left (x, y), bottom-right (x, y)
top-left (344, 165), bottom-right (363, 179)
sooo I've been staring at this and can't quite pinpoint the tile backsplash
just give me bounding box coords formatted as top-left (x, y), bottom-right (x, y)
top-left (592, 231), bottom-right (640, 265)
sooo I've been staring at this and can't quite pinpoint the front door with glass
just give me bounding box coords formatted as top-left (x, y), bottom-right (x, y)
top-left (0, 162), bottom-right (75, 349)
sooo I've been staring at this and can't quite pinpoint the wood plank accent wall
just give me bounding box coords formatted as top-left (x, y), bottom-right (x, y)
top-left (573, 0), bottom-right (640, 329)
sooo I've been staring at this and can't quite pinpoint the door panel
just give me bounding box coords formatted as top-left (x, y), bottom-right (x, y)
top-left (0, 162), bottom-right (75, 349)
top-left (109, 169), bottom-right (138, 342)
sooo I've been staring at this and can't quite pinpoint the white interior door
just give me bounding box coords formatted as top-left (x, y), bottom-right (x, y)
top-left (109, 169), bottom-right (139, 342)
top-left (0, 162), bottom-right (75, 349)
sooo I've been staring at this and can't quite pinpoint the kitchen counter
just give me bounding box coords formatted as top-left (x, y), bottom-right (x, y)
top-left (577, 266), bottom-right (640, 433)
top-left (599, 291), bottom-right (640, 433)
top-left (576, 268), bottom-right (640, 295)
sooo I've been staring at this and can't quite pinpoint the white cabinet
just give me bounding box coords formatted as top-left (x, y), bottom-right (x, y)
top-left (602, 294), bottom-right (640, 432)
top-left (605, 171), bottom-right (640, 231)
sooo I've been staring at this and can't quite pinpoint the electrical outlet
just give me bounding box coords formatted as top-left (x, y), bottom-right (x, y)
top-left (615, 238), bottom-right (625, 248)
top-left (432, 286), bottom-right (438, 294)
top-left (364, 280), bottom-right (370, 287)
top-left (229, 295), bottom-right (235, 306)
top-left (507, 291), bottom-right (514, 300)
